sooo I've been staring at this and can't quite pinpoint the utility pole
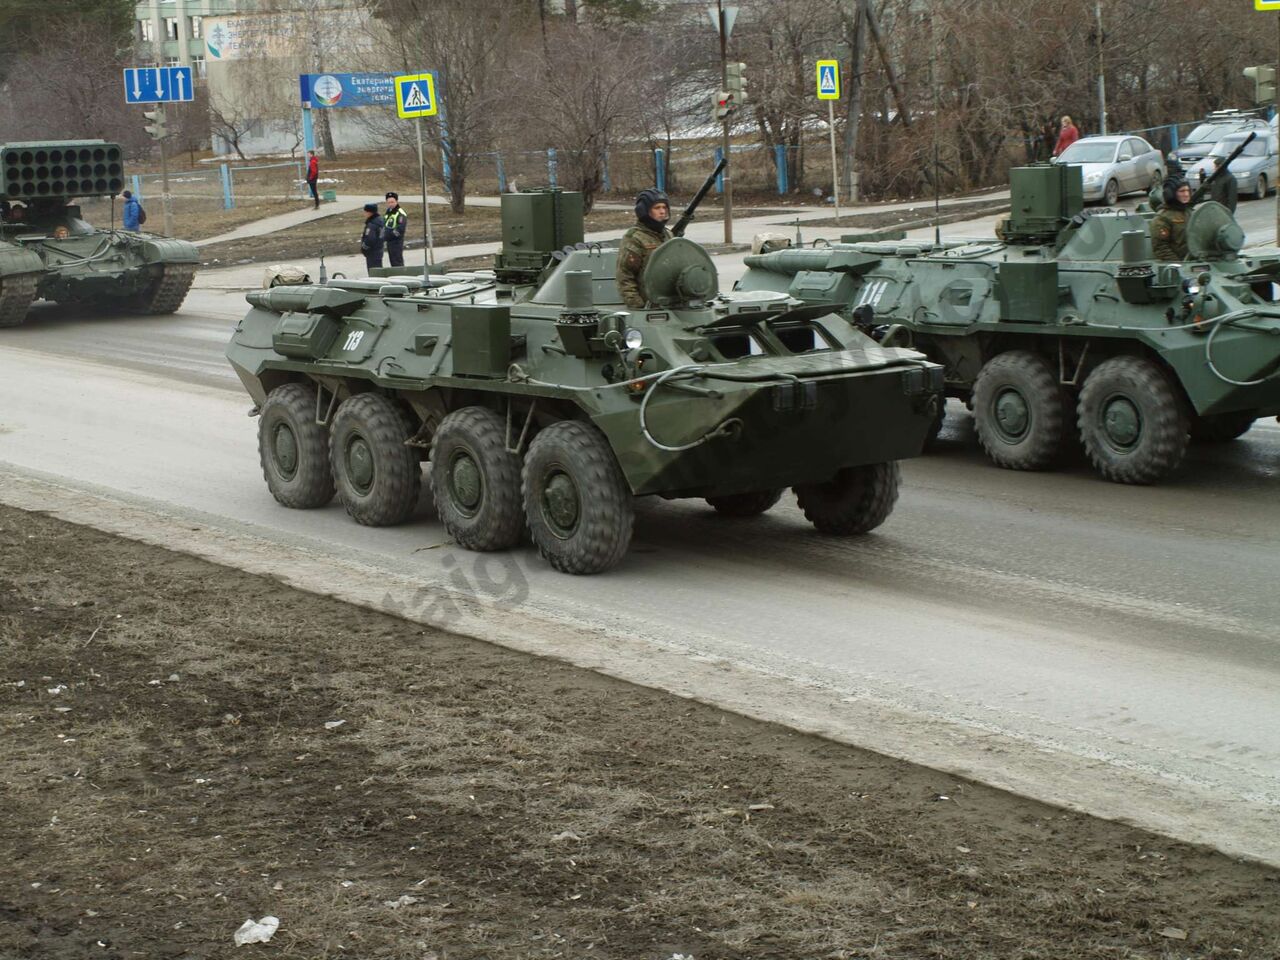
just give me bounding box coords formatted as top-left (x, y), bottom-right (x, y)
top-left (1275, 14), bottom-right (1279, 248)
top-left (1096, 1), bottom-right (1107, 134)
top-left (717, 0), bottom-right (733, 244)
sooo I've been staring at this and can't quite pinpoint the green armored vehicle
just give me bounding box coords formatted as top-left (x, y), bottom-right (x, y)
top-left (0, 141), bottom-right (197, 326)
top-left (737, 161), bottom-right (1280, 484)
top-left (227, 189), bottom-right (943, 574)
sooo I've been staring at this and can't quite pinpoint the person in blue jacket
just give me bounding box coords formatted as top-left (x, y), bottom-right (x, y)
top-left (360, 202), bottom-right (384, 273)
top-left (121, 190), bottom-right (143, 231)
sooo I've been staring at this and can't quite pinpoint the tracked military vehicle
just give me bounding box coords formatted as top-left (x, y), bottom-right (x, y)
top-left (226, 188), bottom-right (942, 574)
top-left (737, 160), bottom-right (1280, 484)
top-left (0, 141), bottom-right (197, 326)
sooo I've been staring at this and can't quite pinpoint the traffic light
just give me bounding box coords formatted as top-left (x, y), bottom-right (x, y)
top-left (725, 61), bottom-right (748, 106)
top-left (143, 106), bottom-right (168, 140)
top-left (714, 90), bottom-right (734, 121)
top-left (1244, 65), bottom-right (1276, 106)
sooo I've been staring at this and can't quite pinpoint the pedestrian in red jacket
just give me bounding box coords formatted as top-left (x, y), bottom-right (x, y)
top-left (306, 150), bottom-right (320, 210)
top-left (1053, 116), bottom-right (1080, 157)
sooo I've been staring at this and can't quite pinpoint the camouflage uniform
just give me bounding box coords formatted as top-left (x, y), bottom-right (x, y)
top-left (1151, 208), bottom-right (1188, 262)
top-left (615, 222), bottom-right (671, 308)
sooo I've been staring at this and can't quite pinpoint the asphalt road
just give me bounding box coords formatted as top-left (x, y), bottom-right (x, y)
top-left (3, 214), bottom-right (1280, 867)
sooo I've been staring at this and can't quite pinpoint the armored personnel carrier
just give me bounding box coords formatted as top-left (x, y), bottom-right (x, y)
top-left (0, 141), bottom-right (197, 326)
top-left (737, 161), bottom-right (1280, 484)
top-left (227, 189), bottom-right (942, 574)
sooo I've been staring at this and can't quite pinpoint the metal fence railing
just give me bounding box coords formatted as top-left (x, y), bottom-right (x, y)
top-left (226, 160), bottom-right (306, 207)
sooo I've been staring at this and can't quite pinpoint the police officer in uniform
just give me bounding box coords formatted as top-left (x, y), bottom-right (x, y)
top-left (615, 188), bottom-right (671, 308)
top-left (382, 191), bottom-right (408, 267)
top-left (360, 202), bottom-right (385, 273)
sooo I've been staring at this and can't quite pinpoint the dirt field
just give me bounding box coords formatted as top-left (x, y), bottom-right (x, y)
top-left (2, 504), bottom-right (1278, 960)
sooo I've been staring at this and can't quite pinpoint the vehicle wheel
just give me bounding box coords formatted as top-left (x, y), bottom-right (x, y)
top-left (972, 351), bottom-right (1066, 470)
top-left (133, 263), bottom-right (196, 314)
top-left (258, 382), bottom-right (336, 509)
top-left (523, 420), bottom-right (633, 574)
top-left (1150, 171), bottom-right (1163, 192)
top-left (0, 273), bottom-right (37, 327)
top-left (1103, 179), bottom-right (1120, 206)
top-left (1256, 174), bottom-right (1269, 200)
top-left (1190, 411), bottom-right (1256, 443)
top-left (705, 489), bottom-right (784, 517)
top-left (430, 406), bottom-right (524, 551)
top-left (1078, 355), bottom-right (1189, 484)
top-left (330, 393), bottom-right (421, 526)
top-left (794, 462), bottom-right (900, 536)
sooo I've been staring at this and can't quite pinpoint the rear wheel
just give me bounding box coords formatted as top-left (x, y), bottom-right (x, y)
top-left (258, 382), bottom-right (336, 509)
top-left (972, 351), bottom-right (1066, 471)
top-left (1103, 178), bottom-right (1120, 206)
top-left (705, 489), bottom-right (784, 517)
top-left (1190, 411), bottom-right (1256, 443)
top-left (794, 462), bottom-right (899, 536)
top-left (1078, 355), bottom-right (1189, 484)
top-left (430, 407), bottom-right (524, 551)
top-left (330, 393), bottom-right (421, 526)
top-left (523, 420), bottom-right (633, 574)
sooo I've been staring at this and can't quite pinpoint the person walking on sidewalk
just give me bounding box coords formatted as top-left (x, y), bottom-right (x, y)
top-left (360, 203), bottom-right (385, 273)
top-left (382, 192), bottom-right (407, 268)
top-left (1052, 116), bottom-right (1080, 158)
top-left (306, 150), bottom-right (320, 209)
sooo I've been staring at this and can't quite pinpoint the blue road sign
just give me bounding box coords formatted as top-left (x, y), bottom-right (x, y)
top-left (123, 66), bottom-right (195, 105)
top-left (395, 74), bottom-right (438, 118)
top-left (816, 60), bottom-right (840, 100)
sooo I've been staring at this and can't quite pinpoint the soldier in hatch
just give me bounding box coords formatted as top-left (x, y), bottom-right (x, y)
top-left (1151, 178), bottom-right (1191, 262)
top-left (615, 188), bottom-right (672, 308)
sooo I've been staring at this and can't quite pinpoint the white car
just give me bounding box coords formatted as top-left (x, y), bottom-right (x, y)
top-left (1053, 135), bottom-right (1166, 205)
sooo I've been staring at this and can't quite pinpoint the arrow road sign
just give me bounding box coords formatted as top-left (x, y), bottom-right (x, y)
top-left (394, 73), bottom-right (438, 119)
top-left (124, 66), bottom-right (195, 105)
top-left (816, 60), bottom-right (840, 100)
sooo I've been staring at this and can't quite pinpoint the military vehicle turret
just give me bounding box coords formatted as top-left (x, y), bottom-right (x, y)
top-left (0, 141), bottom-right (197, 326)
top-left (737, 161), bottom-right (1280, 484)
top-left (226, 188), bottom-right (943, 574)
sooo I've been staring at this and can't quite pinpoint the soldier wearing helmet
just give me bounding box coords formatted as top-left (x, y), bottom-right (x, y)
top-left (615, 188), bottom-right (672, 308)
top-left (1151, 177), bottom-right (1192, 262)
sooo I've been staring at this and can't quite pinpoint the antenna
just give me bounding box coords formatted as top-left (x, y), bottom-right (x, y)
top-left (930, 4), bottom-right (941, 245)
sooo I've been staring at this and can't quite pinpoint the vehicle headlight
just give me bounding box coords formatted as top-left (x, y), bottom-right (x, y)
top-left (624, 328), bottom-right (643, 349)
top-left (1182, 278), bottom-right (1201, 296)
top-left (1084, 172), bottom-right (1103, 184)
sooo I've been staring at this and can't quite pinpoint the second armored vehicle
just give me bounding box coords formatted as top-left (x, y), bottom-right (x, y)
top-left (227, 189), bottom-right (943, 574)
top-left (737, 161), bottom-right (1280, 484)
top-left (1, 141), bottom-right (198, 327)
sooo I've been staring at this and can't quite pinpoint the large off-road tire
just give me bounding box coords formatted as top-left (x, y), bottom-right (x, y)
top-left (972, 351), bottom-right (1066, 471)
top-left (330, 393), bottom-right (421, 526)
top-left (1078, 355), bottom-right (1189, 484)
top-left (705, 489), bottom-right (784, 517)
top-left (258, 382), bottom-right (336, 509)
top-left (133, 263), bottom-right (196, 314)
top-left (1190, 411), bottom-right (1256, 443)
top-left (794, 461), bottom-right (900, 536)
top-left (0, 273), bottom-right (38, 327)
top-left (523, 420), bottom-right (633, 575)
top-left (430, 406), bottom-right (524, 551)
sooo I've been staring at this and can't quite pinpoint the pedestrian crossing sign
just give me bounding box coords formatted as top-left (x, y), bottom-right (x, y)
top-left (816, 60), bottom-right (840, 100)
top-left (395, 73), bottom-right (438, 119)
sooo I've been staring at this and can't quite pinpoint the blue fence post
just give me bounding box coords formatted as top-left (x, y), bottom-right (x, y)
top-left (547, 148), bottom-right (558, 188)
top-left (654, 148), bottom-right (666, 192)
top-left (131, 173), bottom-right (142, 202)
top-left (774, 144), bottom-right (788, 194)
top-left (495, 153), bottom-right (507, 193)
top-left (220, 163), bottom-right (233, 209)
top-left (714, 147), bottom-right (724, 193)
top-left (602, 150), bottom-right (611, 193)
top-left (1170, 125), bottom-right (1179, 150)
top-left (301, 106), bottom-right (315, 156)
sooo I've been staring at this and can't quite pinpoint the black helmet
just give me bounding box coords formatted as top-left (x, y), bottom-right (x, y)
top-left (634, 188), bottom-right (670, 220)
top-left (1163, 177), bottom-right (1190, 209)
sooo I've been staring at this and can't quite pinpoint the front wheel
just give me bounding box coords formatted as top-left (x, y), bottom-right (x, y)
top-left (258, 382), bottom-right (336, 509)
top-left (794, 462), bottom-right (900, 536)
top-left (1103, 179), bottom-right (1120, 206)
top-left (705, 489), bottom-right (784, 517)
top-left (972, 351), bottom-right (1066, 470)
top-left (430, 407), bottom-right (524, 551)
top-left (1078, 356), bottom-right (1189, 484)
top-left (1256, 174), bottom-right (1269, 200)
top-left (330, 393), bottom-right (421, 526)
top-left (523, 420), bottom-right (633, 575)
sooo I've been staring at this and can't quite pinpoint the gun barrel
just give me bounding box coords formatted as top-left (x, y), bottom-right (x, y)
top-left (671, 157), bottom-right (728, 237)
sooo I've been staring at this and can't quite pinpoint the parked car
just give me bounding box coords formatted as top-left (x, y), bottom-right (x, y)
top-left (1052, 135), bottom-right (1165, 205)
top-left (1169, 110), bottom-right (1269, 170)
top-left (1186, 130), bottom-right (1279, 199)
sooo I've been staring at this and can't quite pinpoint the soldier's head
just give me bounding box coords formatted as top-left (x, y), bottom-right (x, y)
top-left (1213, 156), bottom-right (1227, 169)
top-left (385, 191), bottom-right (398, 208)
top-left (363, 202), bottom-right (378, 219)
top-left (1163, 177), bottom-right (1191, 210)
top-left (634, 188), bottom-right (670, 225)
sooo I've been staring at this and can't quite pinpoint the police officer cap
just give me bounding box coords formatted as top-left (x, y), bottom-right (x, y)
top-left (385, 191), bottom-right (398, 200)
top-left (363, 202), bottom-right (379, 213)
top-left (634, 188), bottom-right (670, 220)
top-left (1162, 177), bottom-right (1189, 208)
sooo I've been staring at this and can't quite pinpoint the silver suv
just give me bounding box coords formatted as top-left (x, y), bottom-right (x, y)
top-left (1170, 110), bottom-right (1269, 170)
